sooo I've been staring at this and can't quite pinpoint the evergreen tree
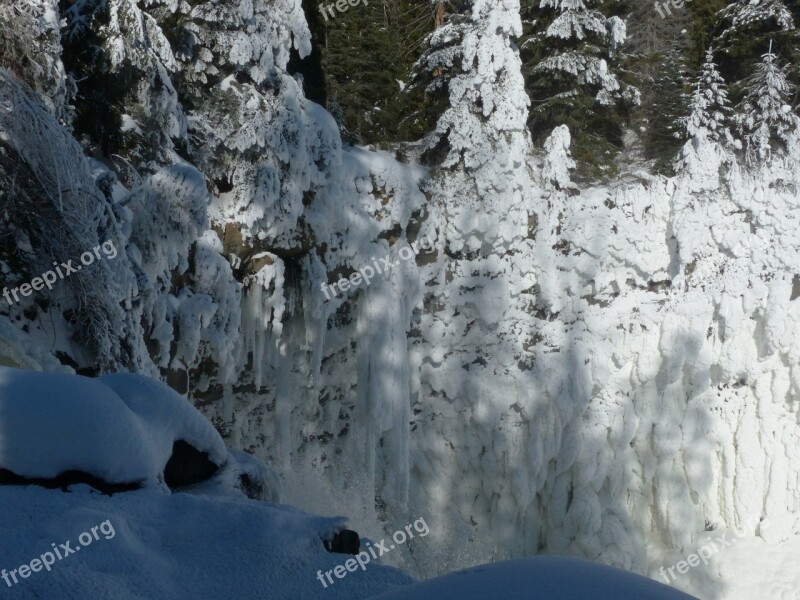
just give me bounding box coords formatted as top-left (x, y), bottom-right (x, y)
top-left (681, 47), bottom-right (734, 146)
top-left (683, 0), bottom-right (728, 67)
top-left (735, 41), bottom-right (800, 163)
top-left (408, 1), bottom-right (472, 158)
top-left (301, 0), bottom-right (435, 145)
top-left (519, 0), bottom-right (639, 170)
top-left (647, 46), bottom-right (692, 171)
top-left (622, 0), bottom-right (691, 173)
top-left (422, 0), bottom-right (533, 241)
top-left (60, 0), bottom-right (189, 171)
top-left (712, 0), bottom-right (798, 91)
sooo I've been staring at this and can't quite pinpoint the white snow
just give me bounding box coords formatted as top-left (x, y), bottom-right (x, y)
top-left (0, 367), bottom-right (225, 486)
top-left (99, 371), bottom-right (228, 467)
top-left (3, 1), bottom-right (800, 600)
top-left (370, 556), bottom-right (700, 600)
top-left (0, 484), bottom-right (412, 599)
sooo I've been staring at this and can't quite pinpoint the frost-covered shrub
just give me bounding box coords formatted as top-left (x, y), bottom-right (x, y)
top-left (0, 0), bottom-right (69, 120)
top-left (542, 124), bottom-right (576, 190)
top-left (0, 67), bottom-right (242, 378)
top-left (124, 165), bottom-right (242, 381)
top-left (0, 69), bottom-right (140, 371)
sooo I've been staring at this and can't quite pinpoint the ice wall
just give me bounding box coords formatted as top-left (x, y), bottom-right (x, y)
top-left (181, 2), bottom-right (800, 598)
top-left (216, 133), bottom-right (800, 600)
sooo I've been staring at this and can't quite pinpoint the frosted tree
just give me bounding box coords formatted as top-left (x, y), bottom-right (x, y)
top-left (716, 0), bottom-right (794, 39)
top-left (409, 1), bottom-right (472, 139)
top-left (61, 0), bottom-right (187, 171)
top-left (713, 0), bottom-right (797, 90)
top-left (163, 0), bottom-right (341, 249)
top-left (520, 0), bottom-right (639, 157)
top-left (735, 42), bottom-right (800, 163)
top-left (423, 0), bottom-right (534, 249)
top-left (408, 0), bottom-right (570, 569)
top-left (0, 0), bottom-right (70, 121)
top-left (542, 124), bottom-right (576, 190)
top-left (681, 48), bottom-right (735, 147)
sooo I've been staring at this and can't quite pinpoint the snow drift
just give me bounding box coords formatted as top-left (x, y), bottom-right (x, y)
top-left (371, 556), bottom-right (701, 600)
top-left (0, 484), bottom-right (413, 599)
top-left (0, 366), bottom-right (225, 488)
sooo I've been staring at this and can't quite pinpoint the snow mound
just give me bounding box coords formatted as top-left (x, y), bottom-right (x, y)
top-left (0, 485), bottom-right (413, 599)
top-left (98, 372), bottom-right (227, 467)
top-left (370, 556), bottom-right (701, 600)
top-left (0, 367), bottom-right (225, 487)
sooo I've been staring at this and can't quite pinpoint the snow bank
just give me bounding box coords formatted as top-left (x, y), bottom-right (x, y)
top-left (0, 367), bottom-right (224, 486)
top-left (0, 485), bottom-right (413, 599)
top-left (99, 372), bottom-right (227, 468)
top-left (370, 556), bottom-right (700, 600)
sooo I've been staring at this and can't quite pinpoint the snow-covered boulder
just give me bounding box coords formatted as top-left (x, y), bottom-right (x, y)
top-left (98, 371), bottom-right (228, 487)
top-left (370, 556), bottom-right (701, 600)
top-left (0, 367), bottom-right (226, 490)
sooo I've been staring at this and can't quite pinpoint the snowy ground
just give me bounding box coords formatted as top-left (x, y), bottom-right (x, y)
top-left (370, 556), bottom-right (701, 600)
top-left (4, 480), bottom-right (799, 600)
top-left (0, 485), bottom-right (412, 599)
top-left (1, 364), bottom-right (798, 599)
top-left (649, 528), bottom-right (800, 600)
top-left (0, 365), bottom-right (414, 598)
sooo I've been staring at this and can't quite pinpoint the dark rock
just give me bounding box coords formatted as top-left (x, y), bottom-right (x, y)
top-left (238, 472), bottom-right (264, 499)
top-left (323, 529), bottom-right (360, 555)
top-left (163, 439), bottom-right (220, 489)
top-left (0, 468), bottom-right (140, 495)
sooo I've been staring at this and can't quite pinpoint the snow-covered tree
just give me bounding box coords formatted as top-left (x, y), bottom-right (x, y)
top-left (735, 42), bottom-right (800, 163)
top-left (716, 0), bottom-right (795, 40)
top-left (409, 1), bottom-right (472, 147)
top-left (713, 0), bottom-right (797, 89)
top-left (0, 0), bottom-right (69, 121)
top-left (542, 123), bottom-right (576, 190)
top-left (423, 0), bottom-right (533, 248)
top-left (532, 0), bottom-right (629, 103)
top-left (681, 48), bottom-right (735, 147)
top-left (61, 0), bottom-right (187, 170)
top-left (520, 0), bottom-right (639, 162)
